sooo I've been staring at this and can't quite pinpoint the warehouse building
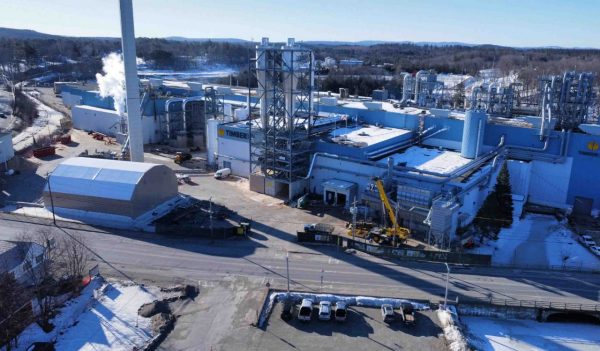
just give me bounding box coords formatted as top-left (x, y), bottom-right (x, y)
top-left (43, 157), bottom-right (180, 228)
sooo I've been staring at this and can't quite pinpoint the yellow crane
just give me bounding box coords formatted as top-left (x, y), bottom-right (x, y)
top-left (373, 177), bottom-right (410, 245)
top-left (345, 177), bottom-right (410, 246)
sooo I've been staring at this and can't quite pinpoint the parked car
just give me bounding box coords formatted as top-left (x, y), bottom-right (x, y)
top-left (298, 299), bottom-right (313, 322)
top-left (318, 301), bottom-right (332, 321)
top-left (214, 167), bottom-right (231, 179)
top-left (381, 304), bottom-right (395, 323)
top-left (399, 302), bottom-right (415, 326)
top-left (280, 299), bottom-right (293, 321)
top-left (590, 245), bottom-right (600, 256)
top-left (579, 235), bottom-right (596, 247)
top-left (334, 302), bottom-right (347, 322)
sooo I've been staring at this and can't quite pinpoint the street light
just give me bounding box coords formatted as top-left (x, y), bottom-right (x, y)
top-left (443, 262), bottom-right (450, 309)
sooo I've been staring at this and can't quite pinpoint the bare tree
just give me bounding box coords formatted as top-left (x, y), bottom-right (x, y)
top-left (0, 272), bottom-right (31, 350)
top-left (61, 232), bottom-right (89, 280)
top-left (17, 228), bottom-right (60, 329)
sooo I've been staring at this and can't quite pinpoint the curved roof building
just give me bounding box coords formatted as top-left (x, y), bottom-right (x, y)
top-left (43, 157), bottom-right (178, 219)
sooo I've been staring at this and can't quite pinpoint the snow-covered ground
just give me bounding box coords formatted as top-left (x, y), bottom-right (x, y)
top-left (464, 316), bottom-right (600, 351)
top-left (438, 307), bottom-right (469, 351)
top-left (138, 67), bottom-right (236, 80)
top-left (469, 211), bottom-right (599, 270)
top-left (11, 279), bottom-right (160, 351)
top-left (11, 92), bottom-right (64, 152)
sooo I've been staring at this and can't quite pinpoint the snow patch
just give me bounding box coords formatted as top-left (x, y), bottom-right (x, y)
top-left (463, 316), bottom-right (600, 351)
top-left (10, 279), bottom-right (160, 351)
top-left (469, 213), bottom-right (599, 271)
top-left (437, 306), bottom-right (470, 351)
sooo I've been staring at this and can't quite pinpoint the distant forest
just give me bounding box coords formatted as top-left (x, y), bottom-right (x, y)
top-left (1, 35), bottom-right (599, 97)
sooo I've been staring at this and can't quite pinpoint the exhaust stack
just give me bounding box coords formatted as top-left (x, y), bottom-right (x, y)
top-left (119, 0), bottom-right (144, 162)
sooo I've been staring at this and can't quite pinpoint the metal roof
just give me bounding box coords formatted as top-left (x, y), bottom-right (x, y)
top-left (0, 240), bottom-right (30, 273)
top-left (46, 157), bottom-right (160, 201)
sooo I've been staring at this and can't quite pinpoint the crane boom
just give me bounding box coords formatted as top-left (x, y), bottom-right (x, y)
top-left (373, 177), bottom-right (410, 242)
top-left (374, 178), bottom-right (398, 230)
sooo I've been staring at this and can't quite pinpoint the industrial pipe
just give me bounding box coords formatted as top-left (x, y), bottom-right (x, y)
top-left (165, 98), bottom-right (184, 138)
top-left (182, 96), bottom-right (204, 132)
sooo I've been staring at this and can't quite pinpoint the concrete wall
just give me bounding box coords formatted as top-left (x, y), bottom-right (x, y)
top-left (217, 137), bottom-right (249, 177)
top-left (528, 158), bottom-right (573, 208)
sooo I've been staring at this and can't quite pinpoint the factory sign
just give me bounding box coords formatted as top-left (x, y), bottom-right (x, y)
top-left (579, 140), bottom-right (599, 156)
top-left (219, 128), bottom-right (249, 140)
top-left (587, 141), bottom-right (599, 152)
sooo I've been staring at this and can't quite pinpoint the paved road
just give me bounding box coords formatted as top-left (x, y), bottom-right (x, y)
top-left (2, 215), bottom-right (599, 306)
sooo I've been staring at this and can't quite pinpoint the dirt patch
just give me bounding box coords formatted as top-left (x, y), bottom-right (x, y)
top-left (139, 300), bottom-right (171, 318)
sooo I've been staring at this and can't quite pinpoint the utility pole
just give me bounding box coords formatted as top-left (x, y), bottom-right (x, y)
top-left (350, 197), bottom-right (358, 243)
top-left (285, 252), bottom-right (290, 296)
top-left (46, 172), bottom-right (56, 225)
top-left (444, 262), bottom-right (450, 309)
top-left (320, 266), bottom-right (324, 293)
top-left (209, 197), bottom-right (214, 239)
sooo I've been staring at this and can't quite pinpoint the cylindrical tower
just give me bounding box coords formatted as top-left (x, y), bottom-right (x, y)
top-left (461, 110), bottom-right (487, 159)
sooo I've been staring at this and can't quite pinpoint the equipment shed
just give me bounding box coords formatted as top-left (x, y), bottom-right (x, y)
top-left (43, 157), bottom-right (178, 219)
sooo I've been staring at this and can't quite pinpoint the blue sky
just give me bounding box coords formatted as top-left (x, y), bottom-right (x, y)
top-left (1, 0), bottom-right (599, 48)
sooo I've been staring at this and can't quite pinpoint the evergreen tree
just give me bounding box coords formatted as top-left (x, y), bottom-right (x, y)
top-left (473, 162), bottom-right (514, 237)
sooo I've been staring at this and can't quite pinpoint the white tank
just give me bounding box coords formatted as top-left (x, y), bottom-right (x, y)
top-left (461, 110), bottom-right (487, 159)
top-left (207, 119), bottom-right (220, 166)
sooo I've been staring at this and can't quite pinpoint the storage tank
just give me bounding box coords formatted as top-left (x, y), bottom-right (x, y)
top-left (207, 119), bottom-right (220, 166)
top-left (461, 110), bottom-right (487, 159)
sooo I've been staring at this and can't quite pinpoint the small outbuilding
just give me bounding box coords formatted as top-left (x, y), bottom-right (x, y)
top-left (43, 157), bottom-right (179, 223)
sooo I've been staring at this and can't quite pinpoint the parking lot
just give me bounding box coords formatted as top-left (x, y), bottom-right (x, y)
top-left (254, 302), bottom-right (447, 351)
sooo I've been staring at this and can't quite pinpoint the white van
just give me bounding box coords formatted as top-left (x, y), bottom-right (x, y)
top-left (214, 168), bottom-right (231, 179)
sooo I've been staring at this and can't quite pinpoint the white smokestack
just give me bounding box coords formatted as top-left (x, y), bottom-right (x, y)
top-left (119, 0), bottom-right (144, 162)
top-left (96, 53), bottom-right (126, 115)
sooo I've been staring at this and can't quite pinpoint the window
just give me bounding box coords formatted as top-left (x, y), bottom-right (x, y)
top-left (223, 161), bottom-right (231, 169)
top-left (35, 254), bottom-right (43, 265)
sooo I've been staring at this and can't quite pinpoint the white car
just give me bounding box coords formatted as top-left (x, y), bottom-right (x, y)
top-left (318, 301), bottom-right (332, 321)
top-left (590, 246), bottom-right (600, 256)
top-left (579, 235), bottom-right (596, 247)
top-left (298, 299), bottom-right (313, 322)
top-left (334, 302), bottom-right (347, 322)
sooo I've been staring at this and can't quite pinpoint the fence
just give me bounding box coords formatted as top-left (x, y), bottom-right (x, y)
top-left (296, 231), bottom-right (492, 265)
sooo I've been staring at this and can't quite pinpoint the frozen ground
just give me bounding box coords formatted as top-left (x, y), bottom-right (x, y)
top-left (470, 210), bottom-right (599, 270)
top-left (464, 316), bottom-right (600, 351)
top-left (12, 278), bottom-right (159, 351)
top-left (11, 92), bottom-right (64, 152)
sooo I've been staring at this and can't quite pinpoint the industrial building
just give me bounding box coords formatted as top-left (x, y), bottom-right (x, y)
top-left (58, 38), bottom-right (599, 247)
top-left (43, 157), bottom-right (180, 229)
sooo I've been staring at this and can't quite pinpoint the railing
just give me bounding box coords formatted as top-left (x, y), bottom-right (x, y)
top-left (460, 297), bottom-right (600, 312)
